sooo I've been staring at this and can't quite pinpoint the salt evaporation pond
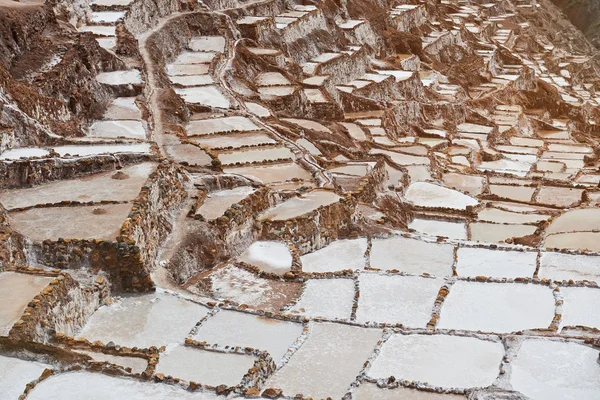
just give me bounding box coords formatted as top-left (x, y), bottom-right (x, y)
top-left (437, 281), bottom-right (556, 333)
top-left (0, 355), bottom-right (50, 400)
top-left (258, 190), bottom-right (341, 221)
top-left (267, 323), bottom-right (381, 399)
top-left (300, 238), bottom-right (368, 273)
top-left (405, 182), bottom-right (478, 211)
top-left (538, 252), bottom-right (600, 283)
top-left (51, 143), bottom-right (152, 157)
top-left (237, 241), bottom-right (292, 275)
top-left (408, 218), bottom-right (467, 240)
top-left (455, 247), bottom-right (537, 279)
top-left (76, 291), bottom-right (209, 348)
top-left (511, 339), bottom-right (600, 400)
top-left (370, 236), bottom-right (454, 277)
top-left (10, 203), bottom-right (134, 241)
top-left (27, 371), bottom-right (227, 400)
top-left (197, 186), bottom-right (256, 221)
top-left (96, 70), bottom-right (143, 85)
top-left (368, 334), bottom-right (504, 389)
top-left (559, 287), bottom-right (600, 330)
top-left (356, 274), bottom-right (442, 326)
top-left (288, 278), bottom-right (354, 320)
top-left (192, 310), bottom-right (303, 363)
top-left (0, 147), bottom-right (49, 160)
top-left (156, 345), bottom-right (255, 386)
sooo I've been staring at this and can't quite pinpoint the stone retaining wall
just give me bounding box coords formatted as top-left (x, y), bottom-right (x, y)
top-left (8, 268), bottom-right (109, 344)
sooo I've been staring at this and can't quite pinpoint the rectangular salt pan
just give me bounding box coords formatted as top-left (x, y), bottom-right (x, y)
top-left (258, 190), bottom-right (341, 221)
top-left (0, 272), bottom-right (52, 336)
top-left (288, 279), bottom-right (354, 320)
top-left (76, 291), bottom-right (209, 348)
top-left (455, 247), bottom-right (537, 279)
top-left (370, 236), bottom-right (454, 277)
top-left (186, 116), bottom-right (260, 136)
top-left (156, 345), bottom-right (255, 386)
top-left (267, 323), bottom-right (381, 399)
top-left (192, 310), bottom-right (303, 363)
top-left (368, 334), bottom-right (504, 389)
top-left (437, 281), bottom-right (555, 333)
top-left (356, 274), bottom-right (442, 327)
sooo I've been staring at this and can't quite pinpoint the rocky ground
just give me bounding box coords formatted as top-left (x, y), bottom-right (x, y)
top-left (1, 0), bottom-right (600, 399)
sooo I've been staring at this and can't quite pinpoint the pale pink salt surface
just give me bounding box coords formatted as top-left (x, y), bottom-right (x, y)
top-left (408, 218), bottom-right (467, 240)
top-left (404, 182), bottom-right (478, 211)
top-left (223, 163), bottom-right (312, 184)
top-left (538, 252), bottom-right (600, 283)
top-left (258, 190), bottom-right (341, 221)
top-left (267, 323), bottom-right (382, 399)
top-left (237, 241), bottom-right (292, 275)
top-left (103, 97), bottom-right (141, 120)
top-left (190, 132), bottom-right (275, 149)
top-left (368, 334), bottom-right (504, 389)
top-left (197, 187), bottom-right (256, 221)
top-left (0, 272), bottom-right (52, 336)
top-left (216, 146), bottom-right (293, 165)
top-left (27, 371), bottom-right (228, 400)
top-left (455, 247), bottom-right (537, 279)
top-left (202, 264), bottom-right (301, 313)
top-left (0, 355), bottom-right (50, 399)
top-left (76, 291), bottom-right (209, 348)
top-left (0, 147), bottom-right (49, 160)
top-left (356, 274), bottom-right (442, 327)
top-left (559, 287), bottom-right (600, 330)
top-left (511, 339), bottom-right (600, 400)
top-left (89, 120), bottom-right (146, 140)
top-left (0, 162), bottom-right (156, 210)
top-left (288, 279), bottom-right (354, 320)
top-left (9, 203), bottom-right (133, 241)
top-left (469, 222), bottom-right (537, 243)
top-left (544, 232), bottom-right (600, 252)
top-left (300, 238), bottom-right (368, 273)
top-left (192, 310), bottom-right (303, 363)
top-left (370, 236), bottom-right (454, 277)
top-left (186, 116), bottom-right (260, 136)
top-left (188, 36), bottom-right (225, 53)
top-left (51, 143), bottom-right (152, 157)
top-left (156, 345), bottom-right (255, 386)
top-left (354, 384), bottom-right (466, 399)
top-left (96, 70), bottom-right (142, 85)
top-left (437, 281), bottom-right (555, 333)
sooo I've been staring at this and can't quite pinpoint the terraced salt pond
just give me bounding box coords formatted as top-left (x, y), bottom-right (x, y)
top-left (156, 345), bottom-right (255, 385)
top-left (9, 203), bottom-right (134, 241)
top-left (190, 131), bottom-right (276, 149)
top-left (27, 372), bottom-right (225, 400)
top-left (0, 163), bottom-right (156, 210)
top-left (216, 146), bottom-right (294, 165)
top-left (0, 355), bottom-right (50, 399)
top-left (437, 281), bottom-right (556, 333)
top-left (0, 272), bottom-right (52, 336)
top-left (237, 241), bottom-right (292, 275)
top-left (223, 162), bottom-right (312, 184)
top-left (192, 310), bottom-right (303, 363)
top-left (267, 323), bottom-right (381, 399)
top-left (76, 291), bottom-right (209, 348)
top-left (196, 186), bottom-right (256, 221)
top-left (510, 339), bottom-right (600, 399)
top-left (258, 190), bottom-right (341, 221)
top-left (368, 334), bottom-right (504, 390)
